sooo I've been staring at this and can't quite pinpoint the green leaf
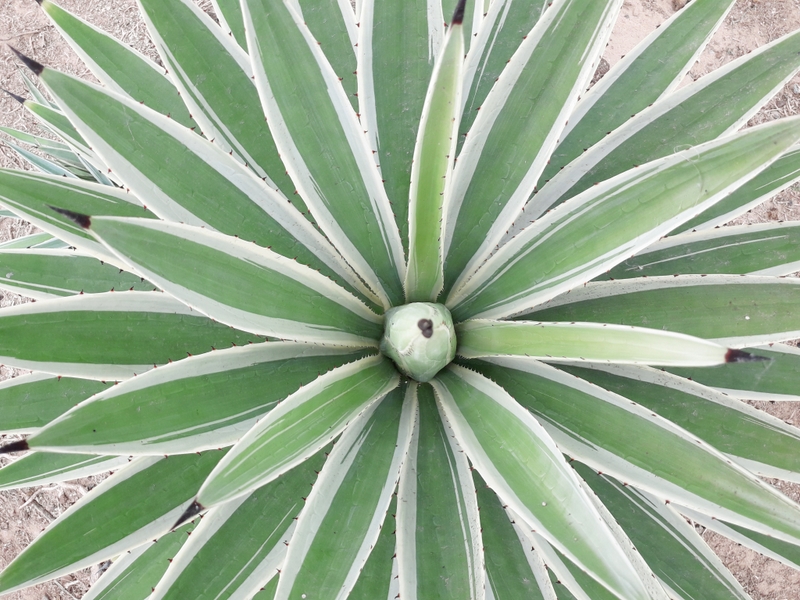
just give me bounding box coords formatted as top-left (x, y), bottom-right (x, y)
top-left (243, 0), bottom-right (405, 307)
top-left (87, 217), bottom-right (383, 345)
top-left (443, 0), bottom-right (621, 294)
top-left (432, 365), bottom-right (653, 600)
top-left (0, 249), bottom-right (156, 300)
top-left (39, 0), bottom-right (194, 127)
top-left (475, 471), bottom-right (553, 600)
top-left (472, 358), bottom-right (800, 548)
top-left (448, 119), bottom-right (800, 320)
top-left (405, 7), bottom-right (464, 302)
top-left (3, 138), bottom-right (78, 178)
top-left (358, 0), bottom-right (438, 251)
top-left (84, 522), bottom-right (197, 600)
top-left (138, 0), bottom-right (301, 209)
top-left (348, 495), bottom-right (398, 600)
top-left (0, 452), bottom-right (128, 491)
top-left (574, 464), bottom-right (750, 600)
top-left (0, 451), bottom-right (225, 594)
top-left (211, 0), bottom-right (247, 48)
top-left (558, 363), bottom-right (800, 482)
top-left (667, 343), bottom-right (800, 401)
top-left (196, 356), bottom-right (399, 508)
top-left (0, 373), bottom-right (109, 432)
top-left (524, 276), bottom-right (800, 347)
top-left (540, 0), bottom-right (734, 184)
top-left (277, 384), bottom-right (412, 598)
top-left (0, 168), bottom-right (152, 261)
top-left (458, 0), bottom-right (548, 156)
top-left (0, 233), bottom-right (55, 250)
top-left (530, 27), bottom-right (800, 217)
top-left (0, 292), bottom-right (262, 380)
top-left (27, 343), bottom-right (367, 455)
top-left (677, 145), bottom-right (800, 232)
top-left (297, 0), bottom-right (359, 111)
top-left (456, 320), bottom-right (734, 366)
top-left (22, 100), bottom-right (89, 156)
top-left (153, 451), bottom-right (328, 600)
top-left (396, 383), bottom-right (483, 599)
top-left (34, 67), bottom-right (375, 304)
top-left (600, 222), bottom-right (800, 279)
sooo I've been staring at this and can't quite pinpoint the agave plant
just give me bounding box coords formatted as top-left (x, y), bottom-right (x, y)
top-left (2, 0), bottom-right (800, 598)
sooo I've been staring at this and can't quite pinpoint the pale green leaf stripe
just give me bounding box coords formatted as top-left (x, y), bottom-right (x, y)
top-left (297, 0), bottom-right (359, 111)
top-left (0, 453), bottom-right (128, 491)
top-left (539, 0), bottom-right (734, 185)
top-left (524, 275), bottom-right (800, 347)
top-left (529, 27), bottom-right (800, 218)
top-left (0, 125), bottom-right (83, 169)
top-left (443, 0), bottom-right (621, 294)
top-left (0, 233), bottom-right (53, 250)
top-left (0, 249), bottom-right (155, 300)
top-left (27, 343), bottom-right (366, 455)
top-left (138, 0), bottom-right (301, 209)
top-left (559, 363), bottom-right (800, 482)
top-left (243, 0), bottom-right (405, 307)
top-left (0, 373), bottom-right (109, 432)
top-left (4, 138), bottom-right (76, 178)
top-left (211, 0), bottom-right (246, 48)
top-left (196, 356), bottom-right (399, 508)
top-left (0, 168), bottom-right (152, 264)
top-left (358, 0), bottom-right (439, 250)
top-left (448, 119), bottom-right (800, 320)
top-left (600, 222), bottom-right (800, 280)
top-left (475, 358), bottom-right (800, 547)
top-left (432, 365), bottom-right (652, 600)
top-left (474, 471), bottom-right (553, 600)
top-left (458, 0), bottom-right (549, 156)
top-left (22, 100), bottom-right (91, 157)
top-left (667, 343), bottom-right (800, 401)
top-left (152, 452), bottom-right (328, 600)
top-left (348, 495), bottom-right (397, 600)
top-left (681, 505), bottom-right (800, 573)
top-left (0, 292), bottom-right (261, 380)
top-left (18, 69), bottom-right (54, 108)
top-left (396, 383), bottom-right (483, 600)
top-left (405, 15), bottom-right (464, 302)
top-left (34, 69), bottom-right (376, 305)
top-left (278, 384), bottom-right (413, 599)
top-left (677, 145), bottom-right (800, 232)
top-left (83, 522), bottom-right (197, 600)
top-left (40, 0), bottom-right (193, 127)
top-left (456, 320), bottom-right (732, 366)
top-left (575, 464), bottom-right (751, 600)
top-left (89, 217), bottom-right (382, 345)
top-left (0, 452), bottom-right (225, 595)
top-left (30, 237), bottom-right (70, 250)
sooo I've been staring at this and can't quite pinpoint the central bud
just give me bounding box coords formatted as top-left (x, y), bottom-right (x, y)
top-left (380, 303), bottom-right (457, 382)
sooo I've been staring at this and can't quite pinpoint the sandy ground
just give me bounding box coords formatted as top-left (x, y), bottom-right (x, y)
top-left (1, 0), bottom-right (800, 598)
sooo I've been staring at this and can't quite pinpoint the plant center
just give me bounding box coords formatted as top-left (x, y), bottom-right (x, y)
top-left (380, 303), bottom-right (457, 382)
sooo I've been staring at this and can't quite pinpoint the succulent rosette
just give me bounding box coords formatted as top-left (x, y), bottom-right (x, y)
top-left (2, 0), bottom-right (800, 598)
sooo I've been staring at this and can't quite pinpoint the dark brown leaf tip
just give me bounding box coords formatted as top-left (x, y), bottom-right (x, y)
top-left (1, 88), bottom-right (26, 104)
top-left (725, 349), bottom-right (770, 363)
top-left (172, 499), bottom-right (205, 531)
top-left (48, 205), bottom-right (92, 229)
top-left (451, 0), bottom-right (467, 25)
top-left (0, 439), bottom-right (29, 454)
top-left (9, 47), bottom-right (44, 76)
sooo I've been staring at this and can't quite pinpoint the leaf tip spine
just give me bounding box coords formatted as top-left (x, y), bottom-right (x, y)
top-left (1, 88), bottom-right (25, 104)
top-left (172, 499), bottom-right (205, 531)
top-left (725, 349), bottom-right (770, 363)
top-left (451, 0), bottom-right (467, 25)
top-left (48, 205), bottom-right (92, 229)
top-left (9, 47), bottom-right (44, 75)
top-left (0, 439), bottom-right (28, 454)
